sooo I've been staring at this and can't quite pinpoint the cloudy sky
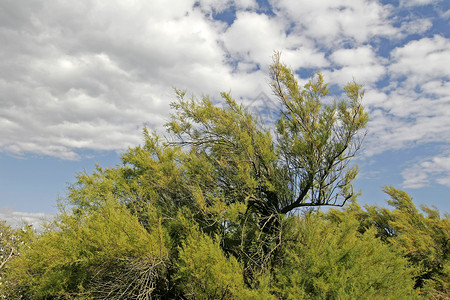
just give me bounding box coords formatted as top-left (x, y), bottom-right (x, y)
top-left (1, 0), bottom-right (449, 227)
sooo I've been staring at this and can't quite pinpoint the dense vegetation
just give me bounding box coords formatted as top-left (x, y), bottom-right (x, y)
top-left (1, 54), bottom-right (448, 299)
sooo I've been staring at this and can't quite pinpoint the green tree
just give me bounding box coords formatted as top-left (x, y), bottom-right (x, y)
top-left (175, 219), bottom-right (274, 299)
top-left (168, 52), bottom-right (368, 218)
top-left (4, 199), bottom-right (170, 299)
top-left (165, 52), bottom-right (368, 279)
top-left (6, 54), bottom-right (427, 299)
top-left (273, 211), bottom-right (416, 299)
top-left (349, 187), bottom-right (449, 298)
top-left (0, 221), bottom-right (34, 298)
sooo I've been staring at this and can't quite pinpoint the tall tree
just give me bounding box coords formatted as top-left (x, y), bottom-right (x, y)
top-left (4, 54), bottom-right (394, 299)
top-left (167, 52), bottom-right (368, 233)
top-left (0, 221), bottom-right (34, 297)
top-left (349, 186), bottom-right (450, 297)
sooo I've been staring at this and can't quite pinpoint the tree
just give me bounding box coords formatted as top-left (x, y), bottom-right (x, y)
top-left (3, 199), bottom-right (170, 299)
top-left (347, 186), bottom-right (450, 298)
top-left (167, 52), bottom-right (368, 233)
top-left (4, 54), bottom-right (426, 299)
top-left (175, 221), bottom-right (272, 299)
top-left (0, 221), bottom-right (18, 273)
top-left (162, 53), bottom-right (368, 279)
top-left (273, 211), bottom-right (416, 299)
top-left (0, 221), bottom-right (34, 298)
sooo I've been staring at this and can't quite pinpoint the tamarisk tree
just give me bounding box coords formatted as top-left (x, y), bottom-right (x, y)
top-left (3, 54), bottom-right (426, 299)
top-left (167, 53), bottom-right (368, 231)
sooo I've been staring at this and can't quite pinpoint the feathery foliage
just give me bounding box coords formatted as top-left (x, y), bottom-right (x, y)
top-left (1, 54), bottom-right (446, 299)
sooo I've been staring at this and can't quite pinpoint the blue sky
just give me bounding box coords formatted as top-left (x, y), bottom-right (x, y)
top-left (0, 0), bottom-right (449, 227)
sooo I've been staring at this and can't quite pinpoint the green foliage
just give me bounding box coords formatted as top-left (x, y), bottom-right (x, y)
top-left (0, 221), bottom-right (33, 270)
top-left (4, 199), bottom-right (169, 299)
top-left (167, 53), bottom-right (369, 223)
top-left (270, 52), bottom-right (368, 212)
top-left (273, 211), bottom-right (416, 299)
top-left (0, 221), bottom-right (35, 298)
top-left (163, 53), bottom-right (369, 287)
top-left (176, 224), bottom-right (272, 299)
top-left (349, 186), bottom-right (450, 298)
top-left (3, 53), bottom-right (447, 298)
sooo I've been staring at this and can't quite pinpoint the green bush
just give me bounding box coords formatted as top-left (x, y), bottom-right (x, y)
top-left (273, 211), bottom-right (417, 299)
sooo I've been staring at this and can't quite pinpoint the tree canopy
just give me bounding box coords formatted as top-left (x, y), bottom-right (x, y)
top-left (1, 54), bottom-right (448, 299)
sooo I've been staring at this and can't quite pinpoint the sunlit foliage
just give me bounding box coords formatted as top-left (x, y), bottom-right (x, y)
top-left (1, 54), bottom-right (447, 299)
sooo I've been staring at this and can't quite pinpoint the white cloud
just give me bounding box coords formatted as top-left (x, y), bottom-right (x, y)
top-left (442, 9), bottom-right (450, 19)
top-left (389, 35), bottom-right (450, 88)
top-left (0, 0), bottom-right (448, 170)
top-left (422, 80), bottom-right (450, 97)
top-left (330, 47), bottom-right (378, 66)
top-left (272, 0), bottom-right (398, 46)
top-left (399, 18), bottom-right (433, 36)
top-left (361, 35), bottom-right (450, 157)
top-left (402, 154), bottom-right (450, 188)
top-left (221, 10), bottom-right (329, 73)
top-left (399, 0), bottom-right (434, 7)
top-left (3, 1), bottom-right (312, 160)
top-left (0, 0), bottom-right (232, 159)
top-left (197, 0), bottom-right (258, 14)
top-left (363, 92), bottom-right (450, 157)
top-left (222, 12), bottom-right (287, 66)
top-left (0, 208), bottom-right (54, 231)
top-left (281, 48), bottom-right (329, 70)
top-left (326, 46), bottom-right (386, 86)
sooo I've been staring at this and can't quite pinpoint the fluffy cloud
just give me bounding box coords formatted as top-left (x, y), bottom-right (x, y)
top-left (222, 12), bottom-right (285, 64)
top-left (326, 46), bottom-right (386, 86)
top-left (222, 10), bottom-right (329, 75)
top-left (402, 154), bottom-right (450, 188)
top-left (399, 0), bottom-right (434, 7)
top-left (272, 0), bottom-right (398, 46)
top-left (0, 0), bottom-right (330, 160)
top-left (358, 35), bottom-right (450, 188)
top-left (389, 35), bottom-right (450, 88)
top-left (0, 0), bottom-right (449, 196)
top-left (0, 208), bottom-right (54, 231)
top-left (443, 9), bottom-right (450, 19)
top-left (0, 0), bottom-right (236, 159)
top-left (362, 35), bottom-right (450, 156)
top-left (197, 0), bottom-right (258, 13)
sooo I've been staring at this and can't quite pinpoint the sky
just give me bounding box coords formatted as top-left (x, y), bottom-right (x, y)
top-left (0, 0), bottom-right (449, 228)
